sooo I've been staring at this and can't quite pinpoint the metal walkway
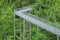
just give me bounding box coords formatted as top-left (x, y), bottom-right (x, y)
top-left (14, 7), bottom-right (60, 40)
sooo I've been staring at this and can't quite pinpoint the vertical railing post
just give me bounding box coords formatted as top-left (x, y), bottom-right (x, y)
top-left (20, 18), bottom-right (21, 40)
top-left (57, 36), bottom-right (59, 40)
top-left (57, 30), bottom-right (59, 40)
top-left (23, 20), bottom-right (25, 40)
top-left (14, 13), bottom-right (15, 40)
top-left (29, 23), bottom-right (31, 40)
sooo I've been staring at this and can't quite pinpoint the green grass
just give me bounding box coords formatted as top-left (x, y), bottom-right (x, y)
top-left (0, 0), bottom-right (60, 40)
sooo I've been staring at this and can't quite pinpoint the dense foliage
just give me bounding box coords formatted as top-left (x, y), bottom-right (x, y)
top-left (0, 0), bottom-right (60, 40)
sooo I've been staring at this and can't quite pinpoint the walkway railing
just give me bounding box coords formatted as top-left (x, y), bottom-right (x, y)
top-left (14, 7), bottom-right (60, 40)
